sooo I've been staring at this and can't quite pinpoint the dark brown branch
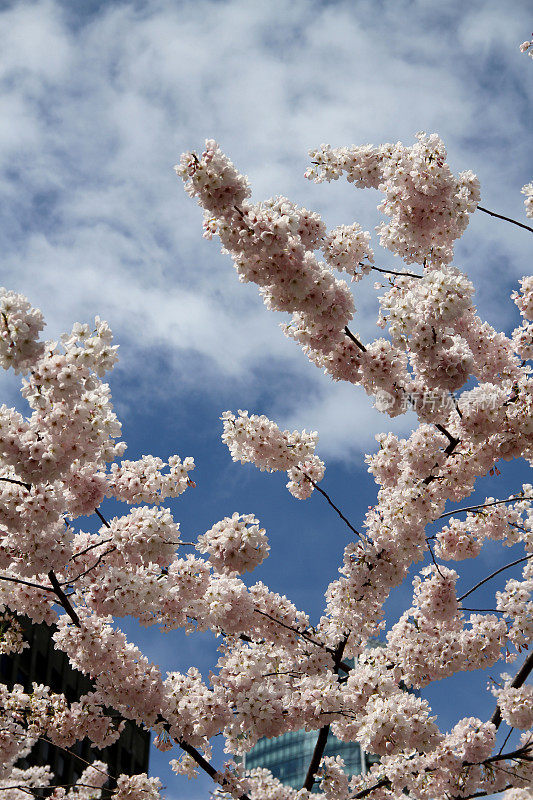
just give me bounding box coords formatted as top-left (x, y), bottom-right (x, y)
top-left (469, 740), bottom-right (533, 765)
top-left (490, 650), bottom-right (533, 729)
top-left (177, 738), bottom-right (252, 800)
top-left (344, 326), bottom-right (367, 352)
top-left (0, 476), bottom-right (32, 491)
top-left (422, 428), bottom-right (461, 484)
top-left (62, 547), bottom-right (116, 586)
top-left (351, 778), bottom-right (390, 799)
top-left (47, 570), bottom-right (81, 627)
top-left (478, 205), bottom-right (533, 234)
top-left (303, 636), bottom-right (349, 791)
top-left (371, 265), bottom-right (423, 280)
top-left (303, 472), bottom-right (367, 543)
top-left (0, 574), bottom-right (54, 592)
top-left (303, 725), bottom-right (330, 791)
top-left (70, 538), bottom-right (112, 561)
top-left (435, 423), bottom-right (460, 452)
top-left (457, 554), bottom-right (532, 602)
top-left (95, 508), bottom-right (112, 529)
top-left (253, 608), bottom-right (352, 674)
top-left (426, 539), bottom-right (445, 578)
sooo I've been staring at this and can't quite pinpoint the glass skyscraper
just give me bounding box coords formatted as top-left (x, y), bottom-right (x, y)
top-left (243, 728), bottom-right (377, 791)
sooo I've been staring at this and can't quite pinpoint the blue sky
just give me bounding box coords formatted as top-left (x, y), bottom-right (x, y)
top-left (0, 1), bottom-right (532, 798)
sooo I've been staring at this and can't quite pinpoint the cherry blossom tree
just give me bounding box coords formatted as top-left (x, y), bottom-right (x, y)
top-left (1, 50), bottom-right (533, 800)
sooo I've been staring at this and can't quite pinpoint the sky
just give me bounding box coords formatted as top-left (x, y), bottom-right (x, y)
top-left (0, 1), bottom-right (532, 798)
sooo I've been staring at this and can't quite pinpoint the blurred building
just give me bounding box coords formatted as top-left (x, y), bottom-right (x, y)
top-left (1, 616), bottom-right (150, 788)
top-left (242, 728), bottom-right (378, 791)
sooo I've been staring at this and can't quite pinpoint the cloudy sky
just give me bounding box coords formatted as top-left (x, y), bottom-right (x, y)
top-left (0, 1), bottom-right (532, 798)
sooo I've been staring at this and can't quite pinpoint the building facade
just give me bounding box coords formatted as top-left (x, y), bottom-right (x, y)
top-left (243, 728), bottom-right (378, 791)
top-left (1, 617), bottom-right (150, 788)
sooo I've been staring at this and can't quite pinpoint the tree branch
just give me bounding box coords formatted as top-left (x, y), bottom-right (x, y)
top-left (253, 609), bottom-right (352, 674)
top-left (62, 547), bottom-right (116, 586)
top-left (457, 554), bottom-right (532, 602)
top-left (370, 265), bottom-right (422, 280)
top-left (435, 423), bottom-right (460, 453)
top-left (95, 508), bottom-right (112, 529)
top-left (176, 738), bottom-right (252, 800)
top-left (0, 573), bottom-right (55, 592)
top-left (438, 495), bottom-right (532, 520)
top-left (344, 326), bottom-right (367, 352)
top-left (478, 205), bottom-right (533, 234)
top-left (489, 650), bottom-right (533, 729)
top-left (303, 724), bottom-right (331, 791)
top-left (47, 570), bottom-right (81, 627)
top-left (302, 635), bottom-right (349, 791)
top-left (0, 476), bottom-right (32, 491)
top-left (303, 472), bottom-right (367, 543)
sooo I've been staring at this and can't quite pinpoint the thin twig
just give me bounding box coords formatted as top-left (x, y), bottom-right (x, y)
top-left (303, 472), bottom-right (367, 543)
top-left (426, 539), bottom-right (445, 578)
top-left (371, 265), bottom-right (423, 280)
top-left (471, 741), bottom-right (533, 766)
top-left (0, 574), bottom-right (54, 592)
top-left (253, 608), bottom-right (352, 673)
top-left (70, 538), bottom-right (113, 561)
top-left (62, 547), bottom-right (116, 586)
top-left (6, 730), bottom-right (114, 785)
top-left (457, 554), bottom-right (532, 602)
top-left (438, 495), bottom-right (532, 520)
top-left (478, 205), bottom-right (533, 234)
top-left (498, 727), bottom-right (514, 756)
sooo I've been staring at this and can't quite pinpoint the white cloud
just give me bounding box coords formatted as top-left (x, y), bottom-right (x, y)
top-left (0, 0), bottom-right (531, 460)
top-left (280, 381), bottom-right (416, 461)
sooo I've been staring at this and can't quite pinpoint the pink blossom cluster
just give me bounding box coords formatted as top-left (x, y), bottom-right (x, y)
top-left (106, 506), bottom-right (182, 567)
top-left (520, 40), bottom-right (533, 57)
top-left (106, 454), bottom-right (195, 505)
top-left (0, 289), bottom-right (45, 373)
top-left (221, 409), bottom-right (325, 497)
top-left (322, 223), bottom-right (374, 278)
top-left (47, 762), bottom-right (108, 800)
top-left (435, 492), bottom-right (531, 560)
top-left (306, 133), bottom-right (480, 264)
top-left (513, 275), bottom-right (533, 320)
top-left (521, 182), bottom-right (533, 218)
top-left (0, 679), bottom-right (121, 791)
top-left (492, 683), bottom-right (533, 730)
top-left (113, 774), bottom-right (162, 800)
top-left (496, 557), bottom-right (533, 650)
top-left (197, 512), bottom-right (270, 574)
top-left (0, 612), bottom-right (28, 655)
top-left (177, 141), bottom-right (355, 366)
